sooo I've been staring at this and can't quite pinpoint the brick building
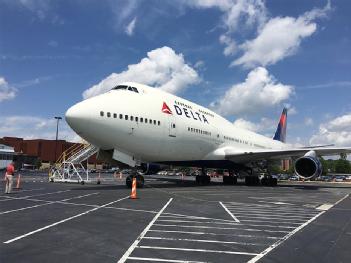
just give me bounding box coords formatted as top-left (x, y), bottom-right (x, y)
top-left (0, 137), bottom-right (98, 164)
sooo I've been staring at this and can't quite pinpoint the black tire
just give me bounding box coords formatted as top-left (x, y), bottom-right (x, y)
top-left (196, 175), bottom-right (210, 185)
top-left (245, 176), bottom-right (259, 186)
top-left (223, 176), bottom-right (237, 185)
top-left (271, 178), bottom-right (278, 186)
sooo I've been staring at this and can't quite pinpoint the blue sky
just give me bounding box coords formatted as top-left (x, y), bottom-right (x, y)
top-left (0, 0), bottom-right (350, 146)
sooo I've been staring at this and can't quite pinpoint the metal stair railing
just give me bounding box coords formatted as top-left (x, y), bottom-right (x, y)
top-left (50, 143), bottom-right (99, 184)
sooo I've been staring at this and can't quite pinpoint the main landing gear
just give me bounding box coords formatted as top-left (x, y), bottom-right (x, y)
top-left (223, 170), bottom-right (237, 185)
top-left (261, 176), bottom-right (277, 186)
top-left (196, 167), bottom-right (211, 185)
top-left (244, 175), bottom-right (277, 186)
top-left (126, 173), bottom-right (144, 188)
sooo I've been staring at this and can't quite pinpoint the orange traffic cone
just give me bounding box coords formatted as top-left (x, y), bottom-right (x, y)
top-left (130, 178), bottom-right (137, 199)
top-left (97, 172), bottom-right (101, 185)
top-left (15, 174), bottom-right (22, 190)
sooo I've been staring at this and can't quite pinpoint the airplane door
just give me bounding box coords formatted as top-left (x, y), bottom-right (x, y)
top-left (168, 115), bottom-right (176, 137)
top-left (127, 116), bottom-right (137, 135)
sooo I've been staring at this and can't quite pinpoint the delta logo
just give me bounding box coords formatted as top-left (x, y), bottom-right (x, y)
top-left (161, 102), bottom-right (172, 114)
top-left (161, 102), bottom-right (209, 124)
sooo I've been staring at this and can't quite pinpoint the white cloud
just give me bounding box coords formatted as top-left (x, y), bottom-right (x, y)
top-left (310, 113), bottom-right (351, 146)
top-left (187, 0), bottom-right (266, 32)
top-left (125, 17), bottom-right (137, 36)
top-left (83, 46), bottom-right (201, 99)
top-left (219, 34), bottom-right (237, 56)
top-left (109, 0), bottom-right (139, 33)
top-left (3, 0), bottom-right (64, 24)
top-left (233, 117), bottom-right (276, 133)
top-left (304, 117), bottom-right (314, 126)
top-left (186, 0), bottom-right (266, 58)
top-left (0, 115), bottom-right (80, 142)
top-left (194, 60), bottom-right (205, 69)
top-left (233, 2), bottom-right (331, 68)
top-left (211, 67), bottom-right (293, 116)
top-left (0, 77), bottom-right (17, 102)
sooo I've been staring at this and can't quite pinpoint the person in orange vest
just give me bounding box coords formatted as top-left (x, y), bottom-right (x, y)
top-left (4, 161), bottom-right (15, 194)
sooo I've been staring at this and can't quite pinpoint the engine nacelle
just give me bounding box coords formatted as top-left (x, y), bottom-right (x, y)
top-left (140, 163), bottom-right (166, 175)
top-left (294, 150), bottom-right (322, 179)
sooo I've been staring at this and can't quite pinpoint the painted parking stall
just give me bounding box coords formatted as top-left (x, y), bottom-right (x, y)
top-left (119, 198), bottom-right (334, 263)
top-left (1, 177), bottom-right (350, 263)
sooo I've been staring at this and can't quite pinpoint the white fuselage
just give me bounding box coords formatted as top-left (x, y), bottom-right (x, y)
top-left (66, 82), bottom-right (287, 166)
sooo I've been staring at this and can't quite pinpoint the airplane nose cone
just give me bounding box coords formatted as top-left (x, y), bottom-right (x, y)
top-left (65, 102), bottom-right (91, 135)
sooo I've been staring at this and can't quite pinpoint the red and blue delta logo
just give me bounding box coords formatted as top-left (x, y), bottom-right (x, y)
top-left (161, 102), bottom-right (172, 114)
top-left (161, 102), bottom-right (209, 124)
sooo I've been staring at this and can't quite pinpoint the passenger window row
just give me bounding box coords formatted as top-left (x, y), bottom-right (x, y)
top-left (188, 127), bottom-right (211, 136)
top-left (100, 111), bottom-right (160, 126)
top-left (224, 135), bottom-right (248, 144)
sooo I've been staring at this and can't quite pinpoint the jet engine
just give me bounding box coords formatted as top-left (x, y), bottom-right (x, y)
top-left (140, 163), bottom-right (168, 175)
top-left (294, 150), bottom-right (322, 179)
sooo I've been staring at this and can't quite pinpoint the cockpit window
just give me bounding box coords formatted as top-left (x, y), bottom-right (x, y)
top-left (112, 85), bottom-right (128, 90)
top-left (112, 85), bottom-right (139, 93)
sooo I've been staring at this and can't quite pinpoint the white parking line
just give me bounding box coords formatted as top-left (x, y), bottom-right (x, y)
top-left (4, 195), bottom-right (129, 244)
top-left (136, 245), bottom-right (258, 256)
top-left (61, 192), bottom-right (99, 202)
top-left (128, 256), bottom-right (206, 263)
top-left (0, 190), bottom-right (71, 202)
top-left (152, 224), bottom-right (289, 233)
top-left (157, 219), bottom-right (239, 225)
top-left (219, 201), bottom-right (240, 223)
top-left (117, 198), bottom-right (173, 263)
top-left (161, 213), bottom-right (235, 223)
top-left (228, 209), bottom-right (317, 216)
top-left (224, 206), bottom-right (316, 213)
top-left (148, 229), bottom-right (280, 239)
top-left (0, 202), bottom-right (53, 215)
top-left (247, 210), bottom-right (325, 263)
top-left (235, 215), bottom-right (308, 222)
top-left (143, 236), bottom-right (263, 246)
top-left (247, 193), bottom-right (350, 263)
top-left (0, 193), bottom-right (100, 215)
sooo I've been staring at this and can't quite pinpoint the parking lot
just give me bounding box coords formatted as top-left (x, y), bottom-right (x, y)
top-left (0, 173), bottom-right (350, 263)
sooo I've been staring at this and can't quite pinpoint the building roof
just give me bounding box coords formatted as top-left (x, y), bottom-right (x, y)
top-left (0, 144), bottom-right (15, 153)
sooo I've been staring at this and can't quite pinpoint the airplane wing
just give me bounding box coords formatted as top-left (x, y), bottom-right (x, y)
top-left (222, 146), bottom-right (351, 163)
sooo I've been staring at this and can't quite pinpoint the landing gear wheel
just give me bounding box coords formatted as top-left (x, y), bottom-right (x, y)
top-left (81, 181), bottom-right (85, 185)
top-left (196, 175), bottom-right (210, 185)
top-left (261, 177), bottom-right (278, 186)
top-left (223, 176), bottom-right (237, 185)
top-left (245, 176), bottom-right (259, 186)
top-left (126, 174), bottom-right (144, 188)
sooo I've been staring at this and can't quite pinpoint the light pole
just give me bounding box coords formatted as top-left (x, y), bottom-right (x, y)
top-left (54, 116), bottom-right (62, 163)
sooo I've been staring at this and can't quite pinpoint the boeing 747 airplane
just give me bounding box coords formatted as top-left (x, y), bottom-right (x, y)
top-left (65, 82), bottom-right (351, 187)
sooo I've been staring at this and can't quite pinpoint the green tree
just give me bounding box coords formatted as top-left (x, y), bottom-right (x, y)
top-left (35, 158), bottom-right (42, 170)
top-left (340, 152), bottom-right (347, 160)
top-left (319, 156), bottom-right (328, 175)
top-left (334, 159), bottom-right (351, 173)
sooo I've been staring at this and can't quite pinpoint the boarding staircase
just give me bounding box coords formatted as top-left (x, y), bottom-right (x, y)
top-left (50, 143), bottom-right (99, 184)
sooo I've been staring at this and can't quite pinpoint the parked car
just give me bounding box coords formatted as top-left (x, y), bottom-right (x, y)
top-left (335, 176), bottom-right (346, 182)
top-left (278, 174), bottom-right (290, 180)
top-left (321, 175), bottom-right (333, 182)
top-left (289, 175), bottom-right (299, 181)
